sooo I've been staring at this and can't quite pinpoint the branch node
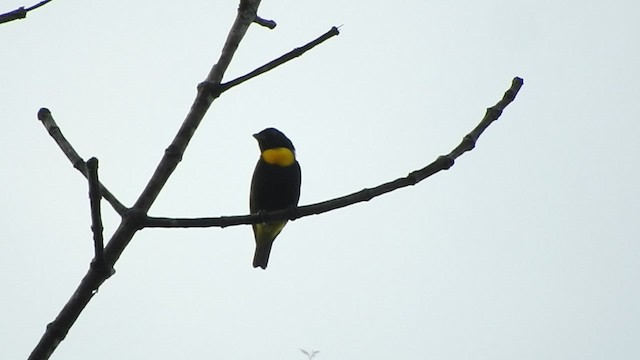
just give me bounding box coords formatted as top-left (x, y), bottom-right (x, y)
top-left (164, 144), bottom-right (184, 162)
top-left (287, 206), bottom-right (300, 221)
top-left (238, 0), bottom-right (259, 24)
top-left (89, 258), bottom-right (115, 279)
top-left (197, 81), bottom-right (224, 98)
top-left (218, 216), bottom-right (233, 228)
top-left (462, 134), bottom-right (477, 151)
top-left (0, 7), bottom-right (26, 25)
top-left (436, 155), bottom-right (454, 170)
top-left (486, 106), bottom-right (503, 119)
top-left (124, 208), bottom-right (148, 231)
top-left (360, 188), bottom-right (375, 201)
top-left (45, 321), bottom-right (68, 341)
top-left (407, 171), bottom-right (420, 185)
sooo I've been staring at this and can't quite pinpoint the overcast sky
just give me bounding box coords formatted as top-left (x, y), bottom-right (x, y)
top-left (2, 1), bottom-right (639, 359)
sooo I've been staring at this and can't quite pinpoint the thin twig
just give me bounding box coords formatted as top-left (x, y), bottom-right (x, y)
top-left (144, 77), bottom-right (524, 229)
top-left (36, 108), bottom-right (128, 216)
top-left (0, 0), bottom-right (53, 25)
top-left (221, 26), bottom-right (340, 92)
top-left (25, 0), bottom-right (53, 12)
top-left (447, 77), bottom-right (524, 159)
top-left (254, 15), bottom-right (276, 29)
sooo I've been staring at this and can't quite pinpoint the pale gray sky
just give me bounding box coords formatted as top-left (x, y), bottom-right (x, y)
top-left (2, 1), bottom-right (639, 359)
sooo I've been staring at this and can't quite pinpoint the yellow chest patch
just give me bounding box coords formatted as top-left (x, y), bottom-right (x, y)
top-left (261, 147), bottom-right (296, 166)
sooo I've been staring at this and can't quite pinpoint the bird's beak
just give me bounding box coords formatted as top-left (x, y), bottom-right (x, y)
top-left (252, 133), bottom-right (260, 141)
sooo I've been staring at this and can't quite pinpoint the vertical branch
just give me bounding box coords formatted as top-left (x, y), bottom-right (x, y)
top-left (86, 158), bottom-right (106, 269)
top-left (205, 0), bottom-right (263, 84)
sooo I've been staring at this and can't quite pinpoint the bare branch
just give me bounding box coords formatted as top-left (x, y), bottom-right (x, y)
top-left (205, 0), bottom-right (263, 85)
top-left (446, 77), bottom-right (524, 159)
top-left (86, 158), bottom-right (112, 275)
top-left (36, 108), bottom-right (128, 216)
top-left (144, 77), bottom-right (524, 229)
top-left (0, 0), bottom-right (53, 25)
top-left (29, 1), bottom-right (289, 359)
top-left (25, 0), bottom-right (53, 12)
top-left (221, 26), bottom-right (340, 93)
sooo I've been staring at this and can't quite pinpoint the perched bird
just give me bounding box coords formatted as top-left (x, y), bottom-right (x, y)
top-left (250, 128), bottom-right (302, 269)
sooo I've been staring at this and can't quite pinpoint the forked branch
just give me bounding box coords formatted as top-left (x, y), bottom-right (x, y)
top-left (37, 109), bottom-right (128, 215)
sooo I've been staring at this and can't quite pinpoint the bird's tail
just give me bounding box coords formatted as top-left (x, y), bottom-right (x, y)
top-left (252, 221), bottom-right (287, 269)
top-left (253, 241), bottom-right (273, 269)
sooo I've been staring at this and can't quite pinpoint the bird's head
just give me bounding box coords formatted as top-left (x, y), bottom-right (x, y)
top-left (253, 127), bottom-right (296, 152)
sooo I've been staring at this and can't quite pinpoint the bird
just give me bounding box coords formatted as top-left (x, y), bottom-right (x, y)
top-left (250, 127), bottom-right (301, 269)
top-left (300, 349), bottom-right (320, 360)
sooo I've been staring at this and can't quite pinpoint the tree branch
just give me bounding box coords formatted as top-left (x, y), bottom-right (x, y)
top-left (144, 77), bottom-right (524, 229)
top-left (0, 0), bottom-right (53, 25)
top-left (86, 157), bottom-right (111, 274)
top-left (221, 26), bottom-right (340, 93)
top-left (28, 1), bottom-right (299, 359)
top-left (446, 77), bottom-right (524, 159)
top-left (36, 108), bottom-right (128, 216)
